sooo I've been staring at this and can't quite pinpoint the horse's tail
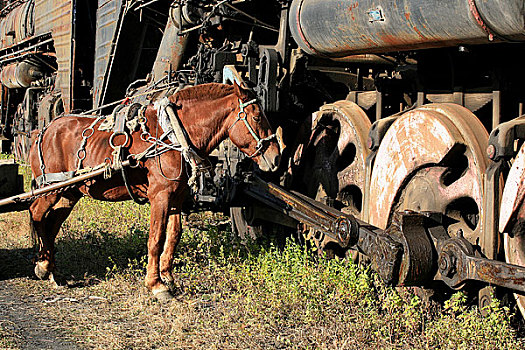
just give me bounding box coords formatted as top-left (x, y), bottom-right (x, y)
top-left (29, 178), bottom-right (39, 251)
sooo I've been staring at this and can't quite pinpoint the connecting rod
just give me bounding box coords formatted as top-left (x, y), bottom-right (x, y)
top-left (243, 176), bottom-right (525, 293)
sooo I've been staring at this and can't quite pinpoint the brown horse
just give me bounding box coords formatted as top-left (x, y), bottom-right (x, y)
top-left (28, 82), bottom-right (280, 300)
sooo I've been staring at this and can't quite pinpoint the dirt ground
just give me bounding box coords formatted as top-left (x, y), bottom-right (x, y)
top-left (0, 280), bottom-right (82, 349)
top-left (0, 211), bottom-right (79, 349)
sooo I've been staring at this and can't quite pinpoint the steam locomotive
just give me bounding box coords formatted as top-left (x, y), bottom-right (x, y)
top-left (2, 0), bottom-right (525, 318)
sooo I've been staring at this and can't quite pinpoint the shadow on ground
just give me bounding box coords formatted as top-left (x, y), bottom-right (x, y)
top-left (0, 228), bottom-right (147, 284)
top-left (0, 247), bottom-right (35, 280)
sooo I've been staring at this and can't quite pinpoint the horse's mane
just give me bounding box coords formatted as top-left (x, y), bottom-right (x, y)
top-left (173, 83), bottom-right (234, 103)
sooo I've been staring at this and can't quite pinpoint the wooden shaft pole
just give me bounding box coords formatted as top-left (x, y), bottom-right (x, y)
top-left (0, 160), bottom-right (130, 207)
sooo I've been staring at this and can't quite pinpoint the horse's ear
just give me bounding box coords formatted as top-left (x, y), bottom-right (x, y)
top-left (233, 81), bottom-right (242, 97)
top-left (233, 81), bottom-right (250, 99)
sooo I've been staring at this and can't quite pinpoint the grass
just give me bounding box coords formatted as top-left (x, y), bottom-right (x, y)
top-left (0, 163), bottom-right (524, 348)
top-left (0, 324), bottom-right (19, 350)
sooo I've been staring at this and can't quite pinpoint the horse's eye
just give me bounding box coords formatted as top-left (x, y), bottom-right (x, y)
top-left (252, 114), bottom-right (261, 123)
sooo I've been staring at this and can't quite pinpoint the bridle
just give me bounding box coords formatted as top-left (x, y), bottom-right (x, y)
top-left (228, 98), bottom-right (277, 158)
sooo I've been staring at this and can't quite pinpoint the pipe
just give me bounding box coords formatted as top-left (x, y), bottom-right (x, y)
top-left (151, 15), bottom-right (188, 83)
top-left (0, 60), bottom-right (42, 88)
top-left (289, 0), bottom-right (525, 57)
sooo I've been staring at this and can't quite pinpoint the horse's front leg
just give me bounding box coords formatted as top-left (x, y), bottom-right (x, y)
top-left (30, 194), bottom-right (60, 280)
top-left (146, 191), bottom-right (174, 301)
top-left (160, 210), bottom-right (183, 291)
top-left (30, 194), bottom-right (78, 284)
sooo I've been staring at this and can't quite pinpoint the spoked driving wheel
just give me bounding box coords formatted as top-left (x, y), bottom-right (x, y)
top-left (369, 104), bottom-right (493, 300)
top-left (499, 143), bottom-right (525, 317)
top-left (369, 104), bottom-right (490, 244)
top-left (291, 100), bottom-right (371, 254)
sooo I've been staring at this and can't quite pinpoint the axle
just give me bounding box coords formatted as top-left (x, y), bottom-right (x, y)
top-left (243, 176), bottom-right (525, 293)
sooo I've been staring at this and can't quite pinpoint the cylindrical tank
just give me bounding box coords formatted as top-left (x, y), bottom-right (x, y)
top-left (151, 12), bottom-right (189, 82)
top-left (0, 61), bottom-right (42, 89)
top-left (15, 0), bottom-right (33, 40)
top-left (289, 0), bottom-right (525, 57)
top-left (1, 9), bottom-right (16, 47)
top-left (0, 0), bottom-right (34, 49)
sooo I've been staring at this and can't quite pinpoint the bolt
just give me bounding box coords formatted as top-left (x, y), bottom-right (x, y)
top-left (338, 225), bottom-right (347, 241)
top-left (439, 251), bottom-right (457, 278)
top-left (486, 144), bottom-right (496, 159)
top-left (480, 294), bottom-right (491, 311)
top-left (438, 255), bottom-right (449, 272)
top-left (367, 136), bottom-right (373, 150)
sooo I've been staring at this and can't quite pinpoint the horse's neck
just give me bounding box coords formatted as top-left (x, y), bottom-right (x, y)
top-left (178, 94), bottom-right (233, 154)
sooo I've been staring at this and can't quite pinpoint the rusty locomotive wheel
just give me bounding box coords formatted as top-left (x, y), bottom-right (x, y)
top-left (499, 143), bottom-right (525, 317)
top-left (230, 206), bottom-right (263, 242)
top-left (368, 103), bottom-right (493, 298)
top-left (291, 100), bottom-right (371, 255)
top-left (369, 103), bottom-right (489, 242)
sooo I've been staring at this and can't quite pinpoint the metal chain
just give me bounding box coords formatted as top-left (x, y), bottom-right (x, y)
top-left (76, 115), bottom-right (106, 172)
top-left (35, 121), bottom-right (55, 187)
top-left (14, 184), bottom-right (77, 204)
top-left (36, 127), bottom-right (46, 176)
top-left (136, 105), bottom-right (187, 182)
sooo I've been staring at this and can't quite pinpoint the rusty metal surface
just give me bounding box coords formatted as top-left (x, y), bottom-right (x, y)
top-left (244, 177), bottom-right (358, 248)
top-left (438, 237), bottom-right (525, 293)
top-left (246, 178), bottom-right (408, 286)
top-left (0, 0), bottom-right (33, 48)
top-left (0, 61), bottom-right (19, 87)
top-left (369, 104), bottom-right (489, 252)
top-left (475, 0), bottom-right (525, 41)
top-left (500, 144), bottom-right (525, 233)
top-left (151, 16), bottom-right (188, 82)
top-left (0, 60), bottom-right (41, 88)
top-left (288, 100), bottom-right (370, 253)
top-left (500, 142), bottom-right (525, 316)
top-left (292, 100), bottom-right (371, 219)
top-left (93, 0), bottom-right (124, 108)
top-left (369, 108), bottom-right (458, 229)
top-left (34, 0), bottom-right (67, 35)
top-left (387, 212), bottom-right (435, 286)
top-left (14, 0), bottom-right (32, 40)
top-left (289, 0), bottom-right (525, 57)
top-left (243, 177), bottom-right (525, 292)
top-left (1, 7), bottom-right (16, 47)
top-left (34, 0), bottom-right (72, 112)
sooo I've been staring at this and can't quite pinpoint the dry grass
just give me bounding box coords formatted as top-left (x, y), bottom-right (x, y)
top-left (0, 324), bottom-right (20, 350)
top-left (0, 195), bottom-right (524, 349)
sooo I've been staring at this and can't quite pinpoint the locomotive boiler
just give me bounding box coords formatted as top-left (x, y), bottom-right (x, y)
top-left (1, 0), bottom-right (525, 319)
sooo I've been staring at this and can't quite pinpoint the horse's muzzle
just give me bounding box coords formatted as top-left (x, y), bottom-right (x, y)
top-left (260, 148), bottom-right (281, 172)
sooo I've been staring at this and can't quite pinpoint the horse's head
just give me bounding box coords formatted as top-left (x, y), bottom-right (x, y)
top-left (227, 82), bottom-right (281, 172)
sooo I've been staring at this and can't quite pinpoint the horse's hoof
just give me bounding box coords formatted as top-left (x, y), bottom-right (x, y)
top-left (50, 272), bottom-right (68, 287)
top-left (34, 263), bottom-right (50, 280)
top-left (161, 276), bottom-right (177, 293)
top-left (153, 289), bottom-right (174, 303)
